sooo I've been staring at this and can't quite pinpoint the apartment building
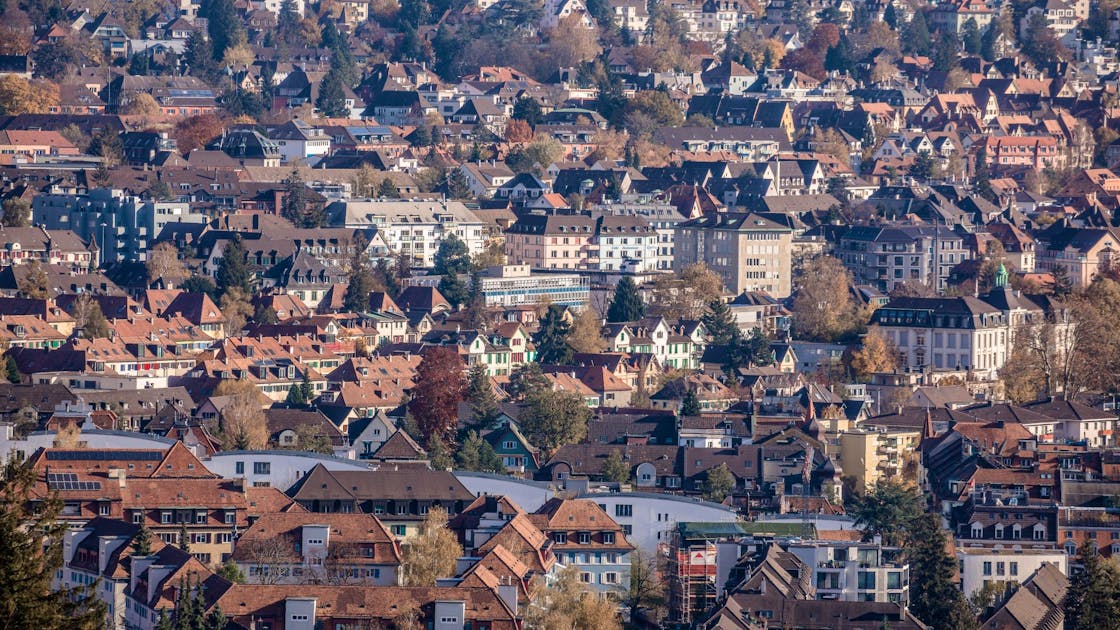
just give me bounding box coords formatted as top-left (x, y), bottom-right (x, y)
top-left (674, 212), bottom-right (794, 298)
top-left (786, 542), bottom-right (910, 605)
top-left (231, 512), bottom-right (401, 585)
top-left (504, 213), bottom-right (662, 274)
top-left (839, 427), bottom-right (922, 492)
top-left (838, 224), bottom-right (969, 294)
top-left (591, 194), bottom-right (684, 271)
top-left (475, 265), bottom-right (590, 309)
top-left (529, 498), bottom-right (633, 593)
top-left (330, 199), bottom-right (488, 267)
top-left (956, 549), bottom-right (1066, 599)
top-left (33, 188), bottom-right (206, 264)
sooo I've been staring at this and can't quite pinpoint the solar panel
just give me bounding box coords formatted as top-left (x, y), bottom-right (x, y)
top-left (46, 473), bottom-right (102, 491)
top-left (46, 450), bottom-right (163, 461)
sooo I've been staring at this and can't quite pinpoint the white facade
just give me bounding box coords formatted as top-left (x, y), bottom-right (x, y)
top-left (332, 200), bottom-right (488, 267)
top-left (956, 549), bottom-right (1067, 599)
top-left (786, 542), bottom-right (910, 604)
top-left (204, 451), bottom-right (369, 490)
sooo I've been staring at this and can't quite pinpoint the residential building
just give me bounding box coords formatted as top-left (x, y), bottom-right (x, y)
top-left (956, 548), bottom-right (1067, 599)
top-left (838, 225), bottom-right (970, 294)
top-left (529, 498), bottom-right (634, 593)
top-left (786, 541), bottom-right (910, 604)
top-left (474, 265), bottom-right (590, 309)
top-left (674, 212), bottom-right (794, 298)
top-left (330, 199), bottom-right (488, 267)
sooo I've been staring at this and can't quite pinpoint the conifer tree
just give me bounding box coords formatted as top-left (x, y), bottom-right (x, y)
top-left (0, 459), bottom-right (107, 629)
top-left (178, 521), bottom-right (191, 553)
top-left (344, 235), bottom-right (376, 313)
top-left (456, 431), bottom-right (505, 472)
top-left (285, 383), bottom-right (306, 406)
top-left (216, 236), bottom-right (251, 298)
top-left (432, 234), bottom-right (472, 276)
top-left (535, 304), bottom-right (573, 364)
top-left (282, 170), bottom-right (324, 228)
top-left (315, 70), bottom-right (350, 118)
top-left (602, 449), bottom-right (630, 483)
top-left (680, 389), bottom-right (702, 416)
top-left (437, 273), bottom-right (469, 308)
top-left (1065, 542), bottom-right (1120, 629)
top-left (908, 513), bottom-right (977, 630)
top-left (606, 276), bottom-right (644, 323)
top-left (132, 522), bottom-right (153, 555)
top-left (5, 353), bottom-right (20, 383)
top-left (701, 298), bottom-right (739, 346)
top-left (466, 363), bottom-right (499, 429)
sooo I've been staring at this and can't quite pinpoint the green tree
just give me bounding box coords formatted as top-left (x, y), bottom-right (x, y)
top-left (455, 431), bottom-right (505, 473)
top-left (1065, 541), bottom-right (1120, 629)
top-left (602, 449), bottom-right (630, 483)
top-left (216, 236), bottom-right (252, 297)
top-left (437, 273), bottom-right (469, 308)
top-left (512, 96), bottom-right (543, 125)
top-left (315, 69), bottom-right (349, 118)
top-left (520, 388), bottom-right (591, 454)
top-left (282, 170), bottom-right (324, 228)
top-left (848, 478), bottom-right (923, 546)
top-left (932, 30), bottom-right (962, 72)
top-left (74, 294), bottom-right (111, 339)
top-left (908, 513), bottom-right (978, 630)
top-left (344, 235), bottom-right (376, 313)
top-left (432, 234), bottom-right (472, 276)
top-left (961, 18), bottom-right (982, 55)
top-left (824, 35), bottom-right (854, 74)
top-left (910, 151), bottom-right (936, 181)
top-left (902, 9), bottom-right (932, 56)
top-left (183, 31), bottom-right (216, 81)
top-left (465, 363), bottom-right (500, 429)
top-left (726, 328), bottom-right (773, 374)
top-left (178, 521), bottom-right (191, 552)
top-left (277, 0), bottom-right (301, 46)
top-left (285, 383), bottom-right (307, 406)
top-left (1, 198), bottom-right (31, 227)
top-left (606, 276), bottom-right (645, 323)
top-left (4, 353), bottom-right (20, 383)
top-left (701, 299), bottom-right (738, 345)
top-left (702, 463), bottom-right (735, 502)
top-left (534, 304), bottom-right (573, 364)
top-left (680, 389), bottom-right (701, 416)
top-left (204, 0), bottom-right (244, 61)
top-left (182, 276), bottom-right (219, 300)
top-left (216, 561), bottom-right (246, 584)
top-left (132, 522), bottom-right (153, 555)
top-left (427, 436), bottom-right (453, 470)
top-left (507, 362), bottom-right (550, 401)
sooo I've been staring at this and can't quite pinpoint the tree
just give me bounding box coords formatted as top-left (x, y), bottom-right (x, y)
top-left (220, 287), bottom-right (253, 336)
top-left (648, 263), bottom-right (724, 321)
top-left (702, 463), bottom-right (735, 502)
top-left (1065, 541), bottom-right (1120, 629)
top-left (455, 431), bottom-right (505, 472)
top-left (182, 276), bottom-right (218, 300)
top-left (505, 119), bottom-right (533, 143)
top-left (525, 565), bottom-right (622, 630)
top-left (908, 513), bottom-right (978, 630)
top-left (901, 9), bottom-right (932, 55)
top-left (285, 383), bottom-right (307, 406)
top-left (932, 30), bottom-right (962, 72)
top-left (701, 299), bottom-right (738, 346)
top-left (617, 549), bottom-right (666, 625)
top-left (400, 506), bottom-right (462, 586)
top-left (146, 242), bottom-right (189, 287)
top-left (178, 521), bottom-right (191, 552)
top-left (89, 126), bottom-right (123, 167)
top-left (0, 459), bottom-right (108, 628)
top-left (216, 561), bottom-right (246, 584)
top-left (216, 236), bottom-right (252, 297)
top-left (780, 47), bottom-right (826, 80)
top-left (791, 255), bottom-right (863, 342)
top-left (1, 198), bottom-right (30, 227)
top-left (377, 177), bottom-right (399, 198)
top-left (961, 18), bottom-right (982, 55)
top-left (132, 522), bottom-right (153, 555)
top-left (218, 390), bottom-right (268, 450)
top-left (427, 435), bottom-right (453, 470)
top-left (547, 15), bottom-right (602, 67)
top-left (848, 478), bottom-right (923, 545)
top-left (18, 260), bottom-right (49, 299)
top-left (344, 235), bottom-right (377, 313)
top-left (1022, 12), bottom-right (1070, 66)
top-left (172, 114), bottom-right (224, 154)
top-left (520, 388), bottom-right (591, 454)
top-left (73, 294), bottom-right (110, 339)
top-left (567, 309), bottom-right (604, 354)
top-left (512, 97), bottom-right (543, 126)
top-left (183, 31), bottom-right (216, 81)
top-left (437, 273), bottom-right (469, 309)
top-left (432, 234), bottom-right (472, 276)
top-left (465, 363), bottom-right (499, 429)
top-left (0, 76), bottom-right (58, 115)
top-left (602, 449), bottom-right (630, 483)
top-left (606, 276), bottom-right (645, 322)
top-left (204, 0), bottom-right (245, 61)
top-left (507, 362), bottom-right (551, 401)
top-left (123, 92), bottom-right (161, 117)
top-left (680, 389), bottom-right (701, 416)
top-left (4, 353), bottom-right (20, 384)
top-left (848, 327), bottom-right (899, 380)
top-left (282, 170), bottom-right (325, 228)
top-left (534, 304), bottom-right (573, 364)
top-left (408, 347), bottom-right (467, 448)
top-left (30, 41), bottom-right (76, 81)
top-left (315, 69), bottom-right (350, 117)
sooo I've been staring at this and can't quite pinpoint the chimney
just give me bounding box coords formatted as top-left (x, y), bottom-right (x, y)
top-left (108, 468), bottom-right (126, 488)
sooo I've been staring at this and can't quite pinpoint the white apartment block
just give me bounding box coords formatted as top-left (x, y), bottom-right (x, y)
top-left (331, 199), bottom-right (488, 267)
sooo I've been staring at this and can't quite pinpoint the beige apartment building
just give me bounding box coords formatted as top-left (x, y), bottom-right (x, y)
top-left (504, 214), bottom-right (596, 270)
top-left (673, 212), bottom-right (793, 298)
top-left (839, 427), bottom-right (923, 492)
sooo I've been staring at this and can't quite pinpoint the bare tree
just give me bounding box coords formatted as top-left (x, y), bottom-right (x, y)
top-left (237, 535), bottom-right (297, 584)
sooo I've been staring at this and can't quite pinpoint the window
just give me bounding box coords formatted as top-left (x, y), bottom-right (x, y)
top-left (235, 462), bottom-right (244, 475)
top-left (887, 572), bottom-right (901, 589)
top-left (983, 562), bottom-right (992, 576)
top-left (554, 532), bottom-right (567, 544)
top-left (195, 511), bottom-right (207, 524)
top-left (133, 511), bottom-right (143, 524)
top-left (253, 462), bottom-right (270, 474)
top-left (578, 532), bottom-right (591, 545)
top-left (225, 511), bottom-right (235, 524)
top-left (996, 562), bottom-right (1005, 576)
top-left (1010, 562), bottom-right (1018, 576)
top-left (603, 532), bottom-right (615, 545)
top-left (161, 511), bottom-right (172, 524)
top-left (857, 572), bottom-right (876, 590)
top-left (99, 503), bottom-right (110, 516)
top-left (602, 572), bottom-right (619, 584)
top-left (622, 525), bottom-right (632, 535)
top-left (615, 504), bottom-right (632, 518)
top-left (580, 573), bottom-right (592, 583)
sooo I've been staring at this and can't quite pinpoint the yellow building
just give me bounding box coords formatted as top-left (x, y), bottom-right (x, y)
top-left (839, 428), bottom-right (922, 492)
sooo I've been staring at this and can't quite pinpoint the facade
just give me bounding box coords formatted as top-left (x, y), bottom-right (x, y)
top-left (475, 265), bottom-right (590, 309)
top-left (838, 225), bottom-right (970, 293)
top-left (839, 427), bottom-right (922, 492)
top-left (956, 548), bottom-right (1067, 599)
top-left (786, 542), bottom-right (910, 604)
top-left (33, 189), bottom-right (206, 264)
top-left (674, 212), bottom-right (794, 298)
top-left (330, 199), bottom-right (488, 267)
top-left (530, 498), bottom-right (634, 593)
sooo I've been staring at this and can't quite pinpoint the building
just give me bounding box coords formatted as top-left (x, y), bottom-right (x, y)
top-left (504, 214), bottom-right (596, 271)
top-left (869, 271), bottom-right (1051, 381)
top-left (474, 265), bottom-right (590, 309)
top-left (269, 120), bottom-right (331, 166)
top-left (838, 224), bottom-right (970, 293)
top-left (786, 541), bottom-right (910, 604)
top-left (839, 426), bottom-right (922, 492)
top-left (956, 548), bottom-right (1067, 599)
top-left (33, 189), bottom-right (206, 264)
top-left (329, 199), bottom-right (487, 267)
top-left (674, 212), bottom-right (794, 298)
top-left (529, 498), bottom-right (633, 593)
top-left (231, 512), bottom-right (401, 585)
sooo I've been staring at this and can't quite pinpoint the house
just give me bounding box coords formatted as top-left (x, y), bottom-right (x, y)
top-left (231, 512), bottom-right (401, 585)
top-left (529, 498), bottom-right (633, 593)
